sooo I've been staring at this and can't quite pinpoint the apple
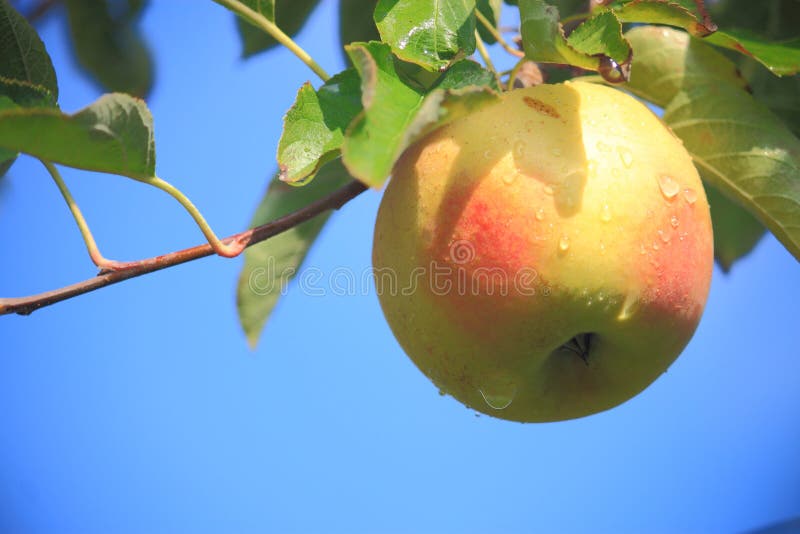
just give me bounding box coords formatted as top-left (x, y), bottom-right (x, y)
top-left (372, 81), bottom-right (713, 422)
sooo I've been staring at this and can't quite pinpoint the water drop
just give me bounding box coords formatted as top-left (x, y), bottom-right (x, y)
top-left (559, 235), bottom-right (570, 252)
top-left (483, 150), bottom-right (490, 159)
top-left (513, 140), bottom-right (526, 158)
top-left (658, 229), bottom-right (671, 243)
top-left (596, 140), bottom-right (611, 152)
top-left (682, 188), bottom-right (697, 204)
top-left (653, 242), bottom-right (660, 251)
top-left (639, 244), bottom-right (647, 255)
top-left (657, 174), bottom-right (680, 199)
top-left (600, 204), bottom-right (612, 222)
top-left (598, 56), bottom-right (629, 84)
top-left (670, 215), bottom-right (679, 228)
top-left (535, 208), bottom-right (545, 221)
top-left (617, 146), bottom-right (634, 168)
top-left (598, 292), bottom-right (606, 302)
top-left (599, 241), bottom-right (606, 254)
top-left (503, 173), bottom-right (516, 185)
top-left (544, 185), bottom-right (555, 196)
top-left (479, 379), bottom-right (516, 410)
top-left (587, 160), bottom-right (597, 175)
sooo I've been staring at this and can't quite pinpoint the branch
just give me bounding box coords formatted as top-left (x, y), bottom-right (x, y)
top-left (0, 180), bottom-right (368, 316)
top-left (25, 0), bottom-right (59, 22)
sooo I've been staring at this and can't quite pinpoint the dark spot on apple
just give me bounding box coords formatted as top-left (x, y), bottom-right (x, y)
top-left (558, 332), bottom-right (595, 365)
top-left (522, 96), bottom-right (560, 119)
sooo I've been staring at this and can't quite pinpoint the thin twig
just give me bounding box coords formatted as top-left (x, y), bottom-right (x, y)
top-left (24, 0), bottom-right (59, 22)
top-left (475, 10), bottom-right (524, 58)
top-left (474, 31), bottom-right (503, 91)
top-left (0, 180), bottom-right (368, 316)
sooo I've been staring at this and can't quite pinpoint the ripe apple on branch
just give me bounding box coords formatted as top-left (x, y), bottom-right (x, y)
top-left (0, 0), bottom-right (798, 423)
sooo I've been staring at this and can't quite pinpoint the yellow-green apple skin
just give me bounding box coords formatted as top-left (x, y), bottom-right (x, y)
top-left (372, 81), bottom-right (713, 422)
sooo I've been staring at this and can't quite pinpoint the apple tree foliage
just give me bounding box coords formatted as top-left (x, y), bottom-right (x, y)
top-left (0, 0), bottom-right (798, 346)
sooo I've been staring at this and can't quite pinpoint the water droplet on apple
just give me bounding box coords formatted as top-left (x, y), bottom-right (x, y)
top-left (558, 235), bottom-right (570, 252)
top-left (682, 187), bottom-right (697, 204)
top-left (535, 208), bottom-right (545, 221)
top-left (600, 204), bottom-right (612, 222)
top-left (479, 380), bottom-right (516, 410)
top-left (658, 229), bottom-right (671, 243)
top-left (640, 244), bottom-right (647, 255)
top-left (598, 56), bottom-right (629, 84)
top-left (652, 242), bottom-right (660, 251)
top-left (599, 241), bottom-right (606, 254)
top-left (670, 215), bottom-right (679, 228)
top-left (657, 174), bottom-right (680, 199)
top-left (544, 185), bottom-right (555, 196)
top-left (617, 146), bottom-right (634, 168)
top-left (483, 150), bottom-right (491, 159)
top-left (587, 160), bottom-right (597, 175)
top-left (502, 173), bottom-right (516, 185)
top-left (513, 140), bottom-right (526, 158)
top-left (596, 140), bottom-right (611, 152)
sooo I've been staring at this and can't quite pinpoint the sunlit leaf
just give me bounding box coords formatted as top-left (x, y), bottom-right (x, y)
top-left (374, 0), bottom-right (477, 71)
top-left (278, 69), bottom-right (363, 184)
top-left (604, 0), bottom-right (800, 75)
top-left (0, 93), bottom-right (156, 179)
top-left (665, 83), bottom-right (800, 262)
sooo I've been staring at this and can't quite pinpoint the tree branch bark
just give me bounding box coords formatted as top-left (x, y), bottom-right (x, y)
top-left (0, 180), bottom-right (368, 316)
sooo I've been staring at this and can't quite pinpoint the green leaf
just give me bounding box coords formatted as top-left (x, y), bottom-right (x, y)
top-left (374, 0), bottom-right (477, 71)
top-left (338, 0), bottom-right (380, 64)
top-left (341, 43), bottom-right (499, 187)
top-left (0, 76), bottom-right (57, 108)
top-left (604, 0), bottom-right (716, 36)
top-left (0, 0), bottom-right (58, 102)
top-left (704, 180), bottom-right (765, 271)
top-left (236, 159), bottom-right (353, 348)
top-left (64, 0), bottom-right (153, 97)
top-left (603, 0), bottom-right (800, 75)
top-left (742, 59), bottom-right (800, 138)
top-left (566, 10), bottom-right (630, 65)
top-left (278, 69), bottom-right (363, 184)
top-left (664, 83), bottom-right (800, 262)
top-left (0, 93), bottom-right (156, 179)
top-left (476, 0), bottom-right (502, 44)
top-left (0, 94), bottom-right (18, 174)
top-left (705, 31), bottom-right (800, 76)
top-left (518, 0), bottom-right (631, 82)
top-left (237, 0), bottom-right (320, 58)
top-left (624, 25), bottom-right (747, 108)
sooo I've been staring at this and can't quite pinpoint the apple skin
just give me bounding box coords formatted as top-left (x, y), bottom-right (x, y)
top-left (372, 81), bottom-right (713, 422)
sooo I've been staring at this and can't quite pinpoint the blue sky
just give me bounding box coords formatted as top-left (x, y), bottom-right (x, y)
top-left (1, 2), bottom-right (799, 533)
